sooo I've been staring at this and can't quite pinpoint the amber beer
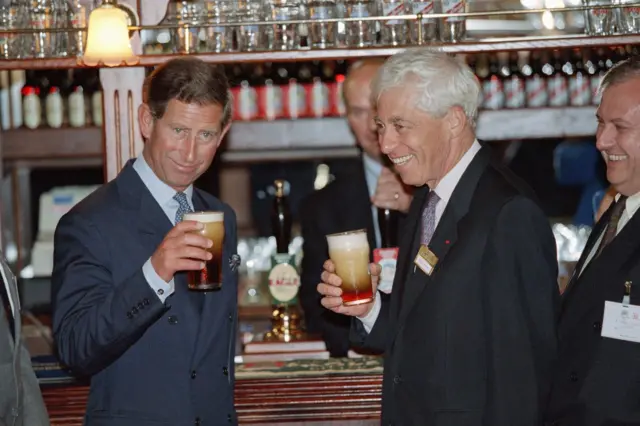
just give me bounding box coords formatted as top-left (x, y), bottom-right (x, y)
top-left (184, 211), bottom-right (225, 291)
top-left (326, 229), bottom-right (374, 306)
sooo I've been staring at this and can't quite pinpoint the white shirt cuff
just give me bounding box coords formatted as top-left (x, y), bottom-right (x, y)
top-left (357, 291), bottom-right (381, 334)
top-left (142, 258), bottom-right (175, 303)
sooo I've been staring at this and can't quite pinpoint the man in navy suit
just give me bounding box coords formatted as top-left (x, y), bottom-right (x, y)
top-left (52, 57), bottom-right (239, 426)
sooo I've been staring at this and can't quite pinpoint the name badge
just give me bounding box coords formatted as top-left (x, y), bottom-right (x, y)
top-left (414, 245), bottom-right (438, 276)
top-left (374, 247), bottom-right (399, 294)
top-left (601, 301), bottom-right (640, 343)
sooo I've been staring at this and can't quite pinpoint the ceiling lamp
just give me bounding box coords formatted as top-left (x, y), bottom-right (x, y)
top-left (80, 0), bottom-right (139, 67)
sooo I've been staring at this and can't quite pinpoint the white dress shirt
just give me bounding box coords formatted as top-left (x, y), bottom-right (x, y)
top-left (362, 153), bottom-right (383, 249)
top-left (358, 140), bottom-right (482, 332)
top-left (579, 191), bottom-right (640, 275)
top-left (133, 155), bottom-right (194, 303)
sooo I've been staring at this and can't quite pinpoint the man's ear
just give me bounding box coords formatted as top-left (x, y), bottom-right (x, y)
top-left (217, 121), bottom-right (232, 148)
top-left (446, 106), bottom-right (467, 138)
top-left (139, 103), bottom-right (154, 140)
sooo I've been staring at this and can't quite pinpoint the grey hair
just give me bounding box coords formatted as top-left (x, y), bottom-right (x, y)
top-left (599, 56), bottom-right (640, 96)
top-left (371, 50), bottom-right (481, 127)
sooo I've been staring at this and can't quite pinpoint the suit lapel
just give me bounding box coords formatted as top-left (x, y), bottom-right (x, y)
top-left (395, 147), bottom-right (491, 331)
top-left (562, 205), bottom-right (613, 300)
top-left (561, 204), bottom-right (640, 334)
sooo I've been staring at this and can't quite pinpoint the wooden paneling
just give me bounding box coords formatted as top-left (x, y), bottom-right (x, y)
top-left (41, 374), bottom-right (383, 425)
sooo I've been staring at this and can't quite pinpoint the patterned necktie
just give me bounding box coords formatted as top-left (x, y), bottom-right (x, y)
top-left (594, 195), bottom-right (628, 258)
top-left (174, 191), bottom-right (193, 224)
top-left (421, 191), bottom-right (440, 246)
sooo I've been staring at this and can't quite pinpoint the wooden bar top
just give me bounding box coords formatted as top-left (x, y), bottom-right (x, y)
top-left (39, 357), bottom-right (383, 425)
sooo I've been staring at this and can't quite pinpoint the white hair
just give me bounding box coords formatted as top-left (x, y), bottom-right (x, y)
top-left (371, 49), bottom-right (481, 127)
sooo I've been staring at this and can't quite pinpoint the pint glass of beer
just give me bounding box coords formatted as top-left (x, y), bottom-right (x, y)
top-left (183, 211), bottom-right (225, 291)
top-left (326, 229), bottom-right (374, 306)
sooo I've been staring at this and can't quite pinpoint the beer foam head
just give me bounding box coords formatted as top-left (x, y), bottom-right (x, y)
top-left (326, 229), bottom-right (369, 251)
top-left (183, 211), bottom-right (224, 223)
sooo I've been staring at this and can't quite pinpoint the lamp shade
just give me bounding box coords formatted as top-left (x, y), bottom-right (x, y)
top-left (81, 3), bottom-right (138, 67)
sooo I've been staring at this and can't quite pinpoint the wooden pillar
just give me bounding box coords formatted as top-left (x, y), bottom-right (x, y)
top-left (100, 0), bottom-right (170, 181)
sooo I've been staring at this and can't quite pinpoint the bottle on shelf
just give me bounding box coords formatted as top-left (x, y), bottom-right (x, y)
top-left (482, 54), bottom-right (504, 110)
top-left (568, 49), bottom-right (591, 107)
top-left (86, 70), bottom-right (103, 126)
top-left (503, 52), bottom-right (525, 109)
top-left (547, 50), bottom-right (569, 107)
top-left (68, 69), bottom-right (87, 128)
top-left (21, 70), bottom-right (42, 129)
top-left (0, 71), bottom-right (10, 130)
top-left (44, 69), bottom-right (64, 128)
top-left (524, 51), bottom-right (549, 108)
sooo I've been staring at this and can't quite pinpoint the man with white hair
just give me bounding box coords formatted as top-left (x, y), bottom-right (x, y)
top-left (317, 49), bottom-right (560, 425)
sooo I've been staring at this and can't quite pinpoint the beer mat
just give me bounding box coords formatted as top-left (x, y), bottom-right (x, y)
top-left (236, 355), bottom-right (383, 379)
top-left (32, 355), bottom-right (79, 386)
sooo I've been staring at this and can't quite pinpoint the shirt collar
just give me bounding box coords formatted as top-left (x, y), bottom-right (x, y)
top-left (362, 153), bottom-right (383, 197)
top-left (616, 191), bottom-right (640, 219)
top-left (133, 154), bottom-right (193, 207)
top-left (433, 139), bottom-right (482, 203)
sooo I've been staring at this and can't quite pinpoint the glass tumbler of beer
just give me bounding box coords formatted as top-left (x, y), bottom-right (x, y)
top-left (183, 211), bottom-right (225, 291)
top-left (326, 229), bottom-right (374, 306)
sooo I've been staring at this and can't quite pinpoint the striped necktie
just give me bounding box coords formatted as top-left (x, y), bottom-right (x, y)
top-left (421, 191), bottom-right (440, 246)
top-left (174, 192), bottom-right (193, 224)
top-left (594, 195), bottom-right (628, 258)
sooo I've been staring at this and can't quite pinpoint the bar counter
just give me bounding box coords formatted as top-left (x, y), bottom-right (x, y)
top-left (39, 356), bottom-right (383, 425)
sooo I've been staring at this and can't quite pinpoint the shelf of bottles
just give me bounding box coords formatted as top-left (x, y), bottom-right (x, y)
top-left (1, 0), bottom-right (640, 70)
top-left (0, 44), bottom-right (633, 164)
top-left (0, 68), bottom-right (103, 161)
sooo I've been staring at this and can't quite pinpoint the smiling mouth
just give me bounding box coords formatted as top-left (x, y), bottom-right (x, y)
top-left (605, 153), bottom-right (629, 162)
top-left (389, 154), bottom-right (413, 166)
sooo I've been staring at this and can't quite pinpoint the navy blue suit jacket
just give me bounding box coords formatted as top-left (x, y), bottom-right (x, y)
top-left (52, 161), bottom-right (239, 426)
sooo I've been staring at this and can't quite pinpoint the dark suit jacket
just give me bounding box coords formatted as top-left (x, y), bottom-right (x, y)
top-left (0, 252), bottom-right (50, 426)
top-left (51, 161), bottom-right (239, 426)
top-left (546, 197), bottom-right (640, 426)
top-left (299, 161), bottom-right (386, 357)
top-left (351, 146), bottom-right (560, 426)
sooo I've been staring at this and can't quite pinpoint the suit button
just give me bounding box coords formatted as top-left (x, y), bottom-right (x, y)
top-left (191, 370), bottom-right (197, 379)
top-left (569, 372), bottom-right (578, 382)
top-left (137, 302), bottom-right (144, 310)
top-left (168, 315), bottom-right (178, 325)
top-left (127, 311), bottom-right (133, 319)
top-left (228, 313), bottom-right (232, 321)
top-left (593, 321), bottom-right (601, 331)
top-left (194, 417), bottom-right (201, 426)
top-left (393, 375), bottom-right (402, 384)
top-left (223, 366), bottom-right (229, 376)
top-left (131, 306), bottom-right (138, 315)
top-left (143, 298), bottom-right (150, 306)
top-left (227, 414), bottom-right (232, 422)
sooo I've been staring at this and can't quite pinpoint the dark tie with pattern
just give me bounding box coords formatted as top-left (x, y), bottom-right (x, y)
top-left (174, 191), bottom-right (193, 224)
top-left (421, 191), bottom-right (441, 246)
top-left (594, 195), bottom-right (628, 258)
